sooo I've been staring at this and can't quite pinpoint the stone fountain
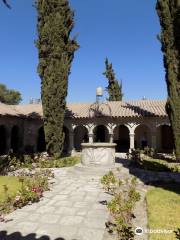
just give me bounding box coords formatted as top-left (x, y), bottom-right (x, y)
top-left (81, 142), bottom-right (116, 166)
top-left (80, 87), bottom-right (116, 169)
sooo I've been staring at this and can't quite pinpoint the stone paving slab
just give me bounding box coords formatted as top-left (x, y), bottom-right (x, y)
top-left (0, 166), bottom-right (113, 240)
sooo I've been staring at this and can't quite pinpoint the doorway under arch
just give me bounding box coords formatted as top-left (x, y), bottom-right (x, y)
top-left (11, 126), bottom-right (20, 153)
top-left (135, 124), bottom-right (151, 149)
top-left (157, 125), bottom-right (174, 153)
top-left (74, 125), bottom-right (88, 151)
top-left (0, 125), bottom-right (7, 155)
top-left (37, 126), bottom-right (46, 152)
top-left (113, 125), bottom-right (130, 152)
top-left (93, 125), bottom-right (109, 142)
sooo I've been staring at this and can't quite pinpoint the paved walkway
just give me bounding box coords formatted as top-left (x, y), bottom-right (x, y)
top-left (0, 165), bottom-right (114, 240)
top-left (0, 161), bottom-right (151, 240)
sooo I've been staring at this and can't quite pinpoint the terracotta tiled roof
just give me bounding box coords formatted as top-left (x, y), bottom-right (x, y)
top-left (0, 103), bottom-right (19, 116)
top-left (0, 100), bottom-right (167, 119)
top-left (66, 100), bottom-right (167, 118)
top-left (0, 103), bottom-right (43, 118)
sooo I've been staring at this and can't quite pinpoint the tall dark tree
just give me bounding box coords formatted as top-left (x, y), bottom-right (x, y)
top-left (156, 0), bottom-right (180, 161)
top-left (0, 84), bottom-right (22, 104)
top-left (36, 0), bottom-right (78, 156)
top-left (103, 58), bottom-right (123, 101)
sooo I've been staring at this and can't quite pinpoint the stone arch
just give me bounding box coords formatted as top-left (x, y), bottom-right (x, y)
top-left (37, 126), bottom-right (46, 152)
top-left (74, 125), bottom-right (89, 151)
top-left (63, 126), bottom-right (70, 154)
top-left (0, 125), bottom-right (7, 155)
top-left (135, 124), bottom-right (151, 149)
top-left (93, 125), bottom-right (109, 142)
top-left (11, 125), bottom-right (20, 153)
top-left (157, 124), bottom-right (174, 153)
top-left (113, 125), bottom-right (130, 152)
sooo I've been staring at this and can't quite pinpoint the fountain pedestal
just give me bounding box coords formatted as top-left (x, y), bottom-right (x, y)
top-left (81, 143), bottom-right (116, 166)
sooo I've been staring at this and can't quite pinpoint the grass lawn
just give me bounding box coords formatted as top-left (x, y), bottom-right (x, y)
top-left (146, 183), bottom-right (180, 240)
top-left (0, 176), bottom-right (21, 202)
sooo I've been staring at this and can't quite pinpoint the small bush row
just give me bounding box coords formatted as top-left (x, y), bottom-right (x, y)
top-left (0, 153), bottom-right (80, 174)
top-left (101, 171), bottom-right (140, 240)
top-left (35, 156), bottom-right (80, 169)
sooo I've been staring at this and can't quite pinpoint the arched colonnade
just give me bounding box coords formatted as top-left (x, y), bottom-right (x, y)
top-left (59, 123), bottom-right (174, 154)
top-left (0, 122), bottom-right (174, 155)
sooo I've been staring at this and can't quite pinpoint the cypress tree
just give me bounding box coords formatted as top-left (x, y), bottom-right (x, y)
top-left (36, 0), bottom-right (78, 156)
top-left (103, 58), bottom-right (123, 101)
top-left (156, 0), bottom-right (180, 161)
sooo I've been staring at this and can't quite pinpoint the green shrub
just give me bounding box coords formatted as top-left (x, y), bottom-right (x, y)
top-left (101, 172), bottom-right (140, 240)
top-left (36, 156), bottom-right (80, 168)
top-left (0, 154), bottom-right (35, 173)
top-left (128, 149), bottom-right (143, 166)
top-left (101, 171), bottom-right (121, 194)
top-left (143, 147), bottom-right (156, 158)
top-left (0, 154), bottom-right (80, 173)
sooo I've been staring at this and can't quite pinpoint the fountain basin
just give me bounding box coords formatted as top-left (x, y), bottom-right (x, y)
top-left (81, 142), bottom-right (116, 166)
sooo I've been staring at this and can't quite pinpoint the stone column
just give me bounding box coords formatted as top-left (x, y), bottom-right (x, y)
top-left (109, 133), bottom-right (113, 143)
top-left (88, 133), bottom-right (94, 143)
top-left (151, 133), bottom-right (157, 149)
top-left (129, 133), bottom-right (135, 152)
top-left (69, 131), bottom-right (74, 154)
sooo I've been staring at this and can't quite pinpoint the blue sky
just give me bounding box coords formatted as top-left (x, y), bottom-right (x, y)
top-left (0, 0), bottom-right (166, 104)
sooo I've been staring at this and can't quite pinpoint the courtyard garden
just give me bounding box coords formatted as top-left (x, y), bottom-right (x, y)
top-left (0, 0), bottom-right (180, 239)
top-left (0, 150), bottom-right (179, 240)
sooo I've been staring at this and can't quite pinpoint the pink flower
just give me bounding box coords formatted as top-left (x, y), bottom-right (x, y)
top-left (31, 187), bottom-right (38, 193)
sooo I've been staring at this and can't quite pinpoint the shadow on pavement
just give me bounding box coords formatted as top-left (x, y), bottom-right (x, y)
top-left (0, 231), bottom-right (78, 240)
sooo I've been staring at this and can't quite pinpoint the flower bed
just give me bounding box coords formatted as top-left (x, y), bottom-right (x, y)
top-left (0, 169), bottom-right (53, 222)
